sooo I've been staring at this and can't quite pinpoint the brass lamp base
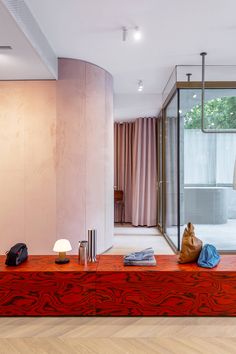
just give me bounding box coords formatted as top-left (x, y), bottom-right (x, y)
top-left (55, 252), bottom-right (70, 264)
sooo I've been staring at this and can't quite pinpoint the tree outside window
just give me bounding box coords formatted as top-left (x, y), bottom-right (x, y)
top-left (184, 96), bottom-right (236, 129)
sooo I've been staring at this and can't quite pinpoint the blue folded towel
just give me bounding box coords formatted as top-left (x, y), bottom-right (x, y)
top-left (124, 247), bottom-right (154, 261)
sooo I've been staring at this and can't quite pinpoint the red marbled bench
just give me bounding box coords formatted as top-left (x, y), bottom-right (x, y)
top-left (0, 255), bottom-right (236, 316)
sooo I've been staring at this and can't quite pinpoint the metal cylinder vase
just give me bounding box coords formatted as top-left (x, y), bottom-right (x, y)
top-left (88, 229), bottom-right (97, 262)
top-left (78, 240), bottom-right (88, 266)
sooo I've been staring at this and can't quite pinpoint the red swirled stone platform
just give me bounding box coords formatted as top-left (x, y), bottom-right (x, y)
top-left (0, 255), bottom-right (236, 316)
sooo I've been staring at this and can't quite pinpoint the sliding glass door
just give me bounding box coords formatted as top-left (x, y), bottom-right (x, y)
top-left (161, 86), bottom-right (236, 252)
top-left (180, 88), bottom-right (236, 251)
top-left (163, 93), bottom-right (180, 250)
top-left (157, 114), bottom-right (164, 231)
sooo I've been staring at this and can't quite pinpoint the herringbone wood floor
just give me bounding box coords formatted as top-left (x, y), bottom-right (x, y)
top-left (0, 317), bottom-right (236, 354)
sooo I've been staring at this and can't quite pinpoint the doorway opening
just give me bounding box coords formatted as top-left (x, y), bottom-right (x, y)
top-left (111, 118), bottom-right (173, 255)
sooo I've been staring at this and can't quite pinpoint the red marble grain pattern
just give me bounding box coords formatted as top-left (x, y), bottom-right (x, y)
top-left (0, 271), bottom-right (96, 316)
top-left (97, 255), bottom-right (236, 272)
top-left (0, 255), bottom-right (98, 272)
top-left (1, 255), bottom-right (236, 316)
top-left (95, 256), bottom-right (236, 316)
top-left (0, 256), bottom-right (97, 316)
top-left (95, 271), bottom-right (236, 316)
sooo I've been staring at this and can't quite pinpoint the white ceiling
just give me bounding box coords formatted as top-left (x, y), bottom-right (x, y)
top-left (24, 0), bottom-right (236, 94)
top-left (1, 0), bottom-right (236, 118)
top-left (115, 93), bottom-right (162, 121)
top-left (0, 1), bottom-right (54, 80)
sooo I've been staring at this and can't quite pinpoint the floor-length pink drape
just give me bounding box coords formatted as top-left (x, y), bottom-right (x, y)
top-left (114, 118), bottom-right (157, 226)
top-left (114, 122), bottom-right (134, 222)
top-left (132, 118), bottom-right (157, 226)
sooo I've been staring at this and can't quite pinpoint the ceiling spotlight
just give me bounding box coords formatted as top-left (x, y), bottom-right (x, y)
top-left (138, 80), bottom-right (143, 92)
top-left (134, 26), bottom-right (142, 41)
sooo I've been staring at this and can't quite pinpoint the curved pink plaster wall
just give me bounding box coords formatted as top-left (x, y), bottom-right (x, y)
top-left (57, 58), bottom-right (114, 254)
top-left (0, 58), bottom-right (113, 255)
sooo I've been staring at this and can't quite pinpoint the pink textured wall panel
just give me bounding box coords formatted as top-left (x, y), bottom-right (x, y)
top-left (57, 59), bottom-right (87, 250)
top-left (0, 81), bottom-right (56, 254)
top-left (85, 64), bottom-right (106, 249)
top-left (0, 59), bottom-right (113, 255)
top-left (105, 74), bottom-right (114, 251)
top-left (57, 59), bottom-right (114, 253)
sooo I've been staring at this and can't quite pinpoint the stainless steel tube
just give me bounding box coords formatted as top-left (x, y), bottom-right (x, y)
top-left (88, 229), bottom-right (97, 263)
top-left (78, 240), bottom-right (88, 266)
top-left (200, 52), bottom-right (207, 132)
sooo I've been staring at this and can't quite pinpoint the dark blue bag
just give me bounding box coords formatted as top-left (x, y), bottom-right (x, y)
top-left (197, 244), bottom-right (220, 268)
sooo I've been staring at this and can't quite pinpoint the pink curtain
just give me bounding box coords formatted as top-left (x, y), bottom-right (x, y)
top-left (114, 122), bottom-right (134, 222)
top-left (114, 118), bottom-right (157, 226)
top-left (132, 118), bottom-right (157, 226)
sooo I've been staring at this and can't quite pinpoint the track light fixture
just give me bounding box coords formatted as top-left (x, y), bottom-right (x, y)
top-left (122, 26), bottom-right (142, 42)
top-left (134, 26), bottom-right (142, 41)
top-left (122, 26), bottom-right (128, 42)
top-left (138, 80), bottom-right (143, 92)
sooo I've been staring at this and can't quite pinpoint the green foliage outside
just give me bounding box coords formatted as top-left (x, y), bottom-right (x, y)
top-left (184, 96), bottom-right (236, 129)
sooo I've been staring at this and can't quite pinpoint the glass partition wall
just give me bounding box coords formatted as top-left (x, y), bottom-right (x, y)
top-left (163, 93), bottom-right (180, 250)
top-left (162, 66), bottom-right (236, 252)
top-left (157, 112), bottom-right (164, 233)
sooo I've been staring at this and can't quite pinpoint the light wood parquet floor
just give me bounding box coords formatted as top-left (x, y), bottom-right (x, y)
top-left (0, 317), bottom-right (236, 354)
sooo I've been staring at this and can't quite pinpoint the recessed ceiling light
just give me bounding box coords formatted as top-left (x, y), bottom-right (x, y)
top-left (138, 80), bottom-right (143, 92)
top-left (0, 46), bottom-right (12, 50)
top-left (134, 27), bottom-right (142, 41)
top-left (193, 94), bottom-right (197, 98)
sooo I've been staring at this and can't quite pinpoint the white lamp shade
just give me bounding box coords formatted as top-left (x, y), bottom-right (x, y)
top-left (53, 239), bottom-right (72, 252)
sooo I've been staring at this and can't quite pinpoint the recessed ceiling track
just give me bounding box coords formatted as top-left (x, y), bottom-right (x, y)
top-left (1, 0), bottom-right (58, 79)
top-left (0, 46), bottom-right (12, 50)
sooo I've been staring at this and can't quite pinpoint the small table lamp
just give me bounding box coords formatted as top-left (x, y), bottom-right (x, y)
top-left (53, 239), bottom-right (72, 264)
